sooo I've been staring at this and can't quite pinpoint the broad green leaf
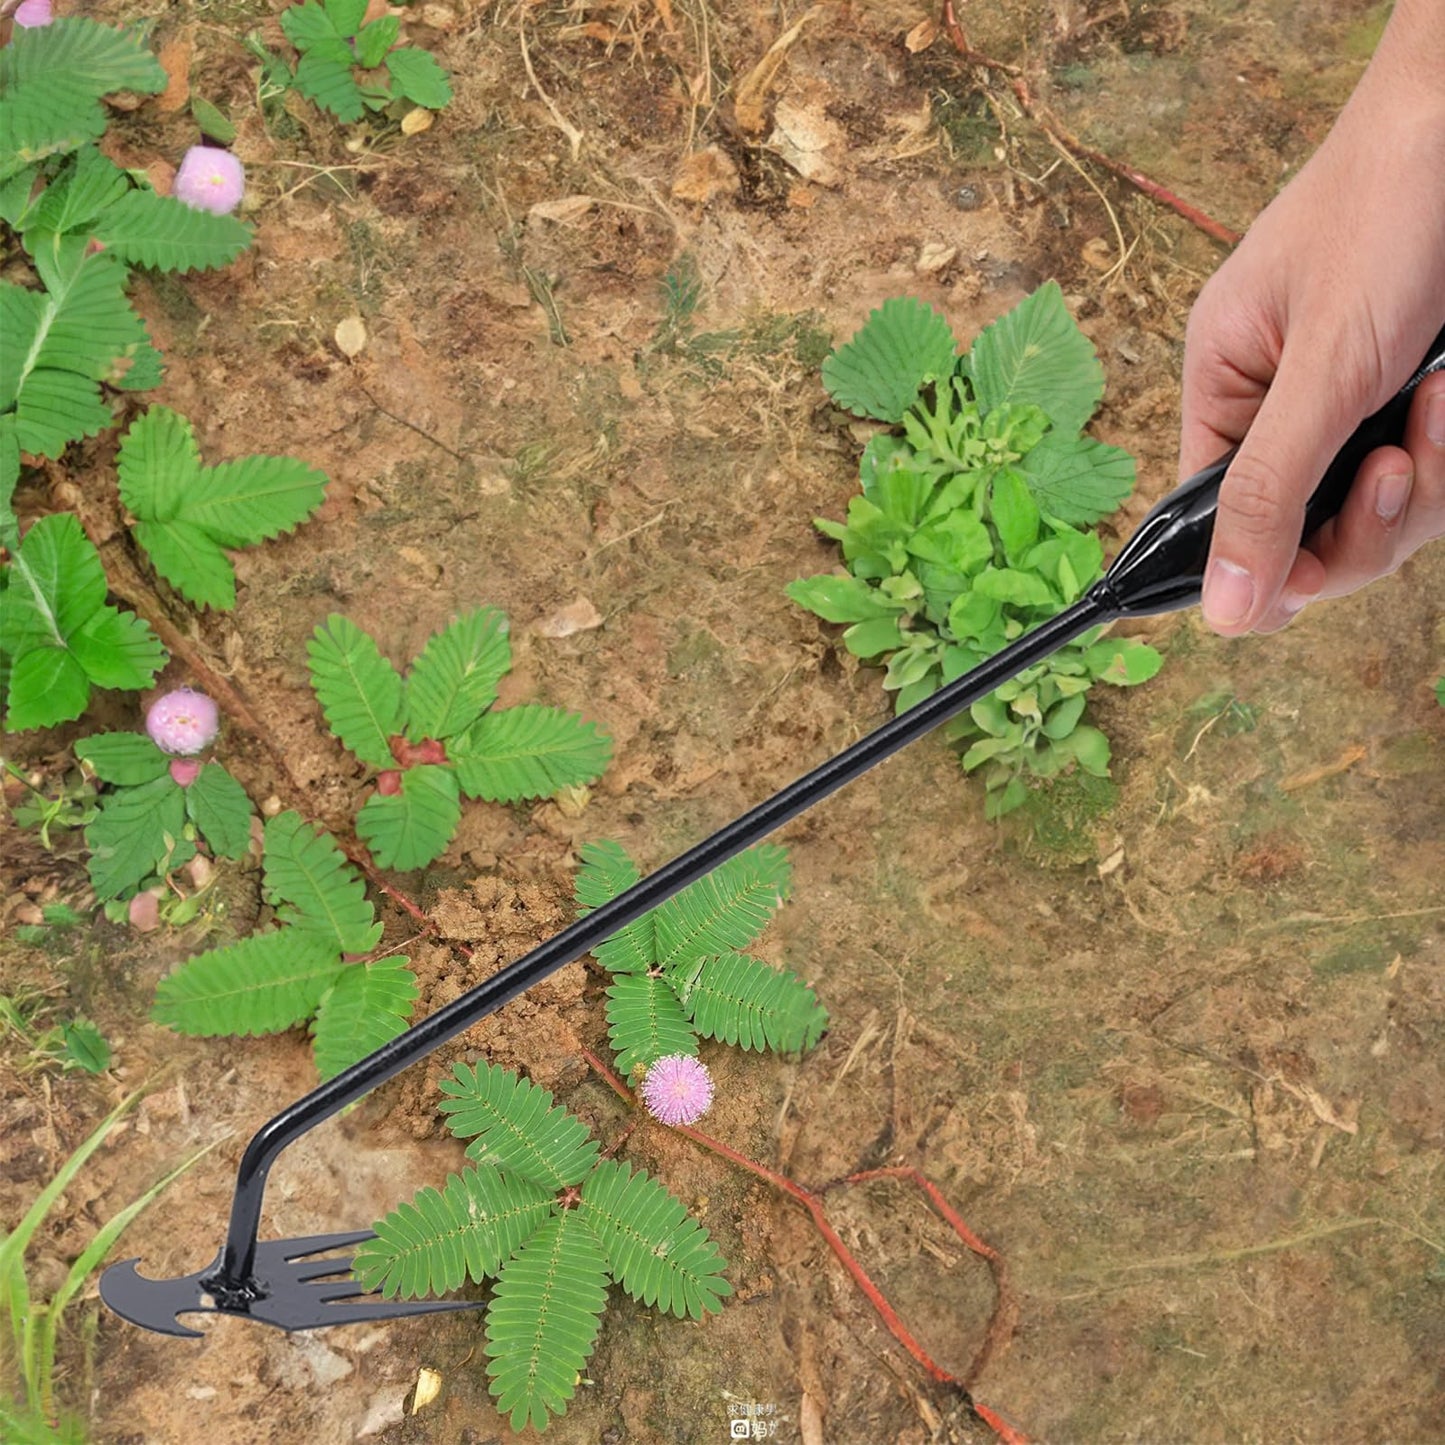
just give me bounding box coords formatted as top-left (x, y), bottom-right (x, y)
top-left (654, 844), bottom-right (791, 973)
top-left (280, 0), bottom-right (343, 49)
top-left (262, 810), bottom-right (382, 953)
top-left (965, 282), bottom-right (1104, 436)
top-left (84, 775), bottom-right (184, 899)
top-left (310, 958), bottom-right (417, 1078)
top-left (971, 566), bottom-right (1055, 609)
top-left (325, 0), bottom-right (369, 39)
top-left (356, 764), bottom-right (460, 870)
top-left (841, 616), bottom-right (903, 658)
top-left (75, 732), bottom-right (169, 785)
top-left (133, 519), bottom-right (236, 609)
top-left (574, 839), bottom-right (656, 974)
top-left (0, 165), bottom-right (38, 228)
top-left (307, 615), bottom-right (406, 768)
top-left (1084, 637), bottom-right (1163, 686)
top-left (293, 48), bottom-right (365, 123)
top-left (1020, 434), bottom-right (1135, 525)
top-left (785, 574), bottom-right (899, 624)
top-left (404, 607), bottom-right (511, 742)
top-left (989, 466), bottom-right (1041, 561)
top-left (59, 1018), bottom-right (110, 1073)
top-left (0, 17), bottom-right (166, 95)
top-left (822, 296), bottom-right (958, 423)
top-left (1041, 692), bottom-right (1087, 740)
top-left (604, 973), bottom-right (697, 1074)
top-left (677, 951), bottom-right (828, 1053)
top-left (906, 512), bottom-right (992, 575)
top-left (1057, 723), bottom-right (1111, 776)
top-left (185, 762), bottom-right (254, 859)
top-left (5, 646), bottom-right (89, 730)
top-left (66, 604), bottom-right (166, 689)
top-left (190, 96), bottom-right (237, 144)
top-left (450, 705), bottom-right (612, 802)
top-left (0, 416), bottom-right (18, 531)
top-left (28, 145), bottom-right (129, 235)
top-left (115, 404), bottom-right (199, 521)
top-left (152, 929), bottom-right (343, 1037)
top-left (354, 16), bottom-right (399, 68)
top-left (384, 47), bottom-right (453, 109)
top-left (185, 454), bottom-right (329, 548)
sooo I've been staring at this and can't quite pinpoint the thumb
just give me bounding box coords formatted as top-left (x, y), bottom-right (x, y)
top-left (1202, 348), bottom-right (1358, 634)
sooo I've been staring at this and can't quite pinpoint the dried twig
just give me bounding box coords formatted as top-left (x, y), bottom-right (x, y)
top-left (519, 18), bottom-right (584, 161)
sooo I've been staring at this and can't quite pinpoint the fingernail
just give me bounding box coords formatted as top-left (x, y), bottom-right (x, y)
top-left (1376, 470), bottom-right (1411, 524)
top-left (1428, 393), bottom-right (1445, 448)
top-left (1202, 559), bottom-right (1254, 629)
top-left (1280, 588), bottom-right (1316, 616)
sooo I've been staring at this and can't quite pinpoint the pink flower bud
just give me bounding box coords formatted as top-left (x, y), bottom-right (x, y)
top-left (376, 770), bottom-right (403, 796)
top-left (13, 0), bottom-right (53, 26)
top-left (128, 890), bottom-right (162, 933)
top-left (146, 688), bottom-right (220, 756)
top-left (640, 1053), bottom-right (713, 1127)
top-left (172, 146), bottom-right (245, 216)
top-left (169, 758), bottom-right (203, 787)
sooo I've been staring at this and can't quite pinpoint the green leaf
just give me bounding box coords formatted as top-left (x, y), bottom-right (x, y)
top-left (112, 404), bottom-right (195, 519)
top-left (574, 839), bottom-right (655, 974)
top-left (354, 16), bottom-right (400, 68)
top-left (965, 282), bottom-right (1103, 436)
top-left (1083, 637), bottom-right (1163, 686)
top-left (438, 1061), bottom-right (600, 1190)
top-left (383, 47), bottom-right (453, 109)
top-left (66, 604), bottom-right (166, 690)
top-left (185, 453), bottom-right (330, 547)
top-left (906, 512), bottom-right (993, 575)
top-left (579, 1160), bottom-right (731, 1318)
top-left (262, 810), bottom-right (382, 953)
top-left (604, 973), bottom-right (697, 1074)
top-left (404, 607), bottom-right (511, 742)
top-left (6, 511), bottom-right (115, 655)
top-left (59, 1018), bottom-right (110, 1073)
top-left (1041, 692), bottom-right (1087, 740)
top-left (1436, 677), bottom-right (1445, 709)
top-left (353, 1165), bottom-right (554, 1298)
top-left (293, 47), bottom-right (366, 123)
top-left (1020, 434), bottom-right (1135, 525)
top-left (132, 519), bottom-right (236, 609)
top-left (190, 95), bottom-right (237, 144)
top-left (75, 731), bottom-right (169, 786)
top-left (282, 0), bottom-right (343, 48)
top-left (971, 566), bottom-right (1056, 609)
top-left (842, 616), bottom-right (904, 658)
top-left (325, 0), bottom-right (369, 39)
top-left (310, 958), bottom-right (418, 1078)
top-left (151, 929), bottom-right (343, 1037)
top-left (184, 762), bottom-right (253, 859)
top-left (785, 574), bottom-right (899, 624)
top-left (450, 705), bottom-right (612, 802)
top-left (1057, 723), bottom-right (1111, 776)
top-left (5, 646), bottom-right (90, 730)
top-left (28, 145), bottom-right (129, 235)
top-left (821, 296), bottom-right (958, 423)
top-left (84, 775), bottom-right (183, 899)
top-left (485, 1213), bottom-right (608, 1434)
top-left (356, 765), bottom-right (460, 870)
top-left (307, 614), bottom-right (406, 768)
top-left (654, 844), bottom-right (791, 974)
top-left (989, 466), bottom-right (1041, 561)
top-left (677, 952), bottom-right (829, 1053)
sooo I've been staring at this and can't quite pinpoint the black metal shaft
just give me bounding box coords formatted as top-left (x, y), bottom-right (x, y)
top-left (208, 591), bottom-right (1113, 1293)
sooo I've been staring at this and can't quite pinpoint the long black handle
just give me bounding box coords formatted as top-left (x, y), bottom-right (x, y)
top-left (1099, 323), bottom-right (1445, 617)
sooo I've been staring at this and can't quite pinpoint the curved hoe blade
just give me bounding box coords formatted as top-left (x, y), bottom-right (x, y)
top-left (99, 1255), bottom-right (220, 1339)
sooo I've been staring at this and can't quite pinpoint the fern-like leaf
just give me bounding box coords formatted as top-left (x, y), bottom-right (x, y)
top-left (605, 974), bottom-right (697, 1074)
top-left (822, 296), bottom-right (959, 423)
top-left (437, 1061), bottom-right (600, 1190)
top-left (485, 1213), bottom-right (609, 1434)
top-left (28, 145), bottom-right (129, 235)
top-left (307, 614), bottom-right (405, 769)
top-left (310, 958), bottom-right (417, 1078)
top-left (654, 844), bottom-right (791, 974)
top-left (403, 607), bottom-right (510, 743)
top-left (184, 762), bottom-right (253, 860)
top-left (84, 774), bottom-right (183, 899)
top-left (574, 840), bottom-right (655, 975)
top-left (450, 705), bottom-right (612, 802)
top-left (262, 810), bottom-right (382, 954)
top-left (151, 929), bottom-right (342, 1037)
top-left (676, 952), bottom-right (829, 1053)
top-left (578, 1159), bottom-right (731, 1319)
top-left (353, 1165), bottom-right (554, 1298)
top-left (92, 189), bottom-right (252, 273)
top-left (293, 47), bottom-right (365, 123)
top-left (356, 764), bottom-right (460, 870)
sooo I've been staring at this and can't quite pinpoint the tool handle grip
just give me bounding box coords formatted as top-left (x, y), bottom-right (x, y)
top-left (1099, 323), bottom-right (1445, 616)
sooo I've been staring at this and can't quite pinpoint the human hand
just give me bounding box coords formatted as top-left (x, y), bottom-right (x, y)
top-left (1181, 9), bottom-right (1445, 635)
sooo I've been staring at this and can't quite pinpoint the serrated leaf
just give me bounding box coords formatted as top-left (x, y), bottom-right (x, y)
top-left (654, 844), bottom-right (791, 973)
top-left (281, 0), bottom-right (343, 49)
top-left (0, 17), bottom-right (167, 96)
top-left (28, 145), bottom-right (129, 235)
top-left (677, 952), bottom-right (828, 1053)
top-left (325, 0), bottom-right (368, 39)
top-left (450, 705), bottom-right (612, 802)
top-left (574, 840), bottom-right (655, 975)
top-left (84, 775), bottom-right (184, 899)
top-left (822, 296), bottom-right (959, 423)
top-left (438, 1061), bottom-right (600, 1190)
top-left (485, 1214), bottom-right (608, 1434)
top-left (965, 282), bottom-right (1103, 436)
top-left (93, 189), bottom-right (252, 272)
top-left (262, 809), bottom-right (382, 953)
top-left (151, 929), bottom-right (343, 1037)
top-left (132, 519), bottom-right (236, 609)
top-left (5, 646), bottom-right (90, 730)
top-left (66, 605), bottom-right (166, 690)
top-left (307, 615), bottom-right (406, 768)
top-left (578, 1160), bottom-right (731, 1318)
top-left (293, 47), bottom-right (365, 123)
top-left (1020, 434), bottom-right (1135, 525)
top-left (186, 454), bottom-right (329, 547)
top-left (115, 404), bottom-right (199, 520)
top-left (185, 762), bottom-right (253, 859)
top-left (310, 958), bottom-right (418, 1078)
top-left (356, 765), bottom-right (460, 870)
top-left (59, 1018), bottom-right (110, 1073)
top-left (403, 607), bottom-right (510, 742)
top-left (384, 47), bottom-right (452, 109)
top-left (604, 974), bottom-right (697, 1074)
top-left (1, 512), bottom-right (104, 652)
top-left (354, 1165), bottom-right (554, 1298)
top-left (354, 15), bottom-right (399, 68)
top-left (75, 732), bottom-right (169, 786)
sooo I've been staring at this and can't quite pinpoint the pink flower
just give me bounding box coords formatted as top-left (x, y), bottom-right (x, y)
top-left (640, 1053), bottom-right (713, 1127)
top-left (172, 146), bottom-right (245, 215)
top-left (146, 688), bottom-right (220, 756)
top-left (169, 758), bottom-right (202, 787)
top-left (12, 0), bottom-right (53, 26)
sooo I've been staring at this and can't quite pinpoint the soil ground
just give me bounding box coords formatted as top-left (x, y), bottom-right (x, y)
top-left (6, 0), bottom-right (1445, 1442)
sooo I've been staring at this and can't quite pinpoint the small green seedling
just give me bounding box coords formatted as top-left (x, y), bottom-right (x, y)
top-left (576, 840), bottom-right (827, 1075)
top-left (353, 1061), bottom-right (731, 1433)
top-left (0, 988), bottom-right (110, 1075)
top-left (3, 763), bottom-right (99, 849)
top-left (152, 810), bottom-right (417, 1080)
top-left (279, 0), bottom-right (452, 124)
top-left (790, 284), bottom-right (1162, 817)
top-left (308, 608), bottom-right (613, 870)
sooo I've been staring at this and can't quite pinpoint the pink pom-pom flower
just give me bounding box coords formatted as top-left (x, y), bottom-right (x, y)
top-left (640, 1053), bottom-right (714, 1127)
top-left (172, 146), bottom-right (245, 216)
top-left (12, 0), bottom-right (53, 26)
top-left (146, 688), bottom-right (220, 756)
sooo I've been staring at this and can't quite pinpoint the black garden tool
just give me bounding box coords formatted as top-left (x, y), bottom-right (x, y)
top-left (101, 324), bottom-right (1445, 1337)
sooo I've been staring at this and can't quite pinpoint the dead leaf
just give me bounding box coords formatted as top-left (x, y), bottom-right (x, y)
top-left (734, 4), bottom-right (824, 134)
top-left (1097, 845), bottom-right (1125, 879)
top-left (157, 31), bottom-right (194, 113)
top-left (671, 148), bottom-right (740, 205)
top-left (1278, 743), bottom-right (1366, 792)
top-left (767, 90), bottom-right (845, 187)
top-left (409, 1367), bottom-right (442, 1414)
top-left (400, 107), bottom-right (434, 135)
top-left (904, 17), bottom-right (938, 51)
top-left (528, 194), bottom-right (596, 225)
top-left (915, 241), bottom-right (957, 275)
top-left (334, 315), bottom-right (367, 358)
top-left (535, 598), bottom-right (603, 637)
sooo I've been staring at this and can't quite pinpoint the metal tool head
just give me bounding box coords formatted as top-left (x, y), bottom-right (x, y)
top-left (99, 1231), bottom-right (481, 1336)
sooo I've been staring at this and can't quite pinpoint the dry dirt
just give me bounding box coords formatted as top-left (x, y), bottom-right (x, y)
top-left (6, 0), bottom-right (1445, 1442)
